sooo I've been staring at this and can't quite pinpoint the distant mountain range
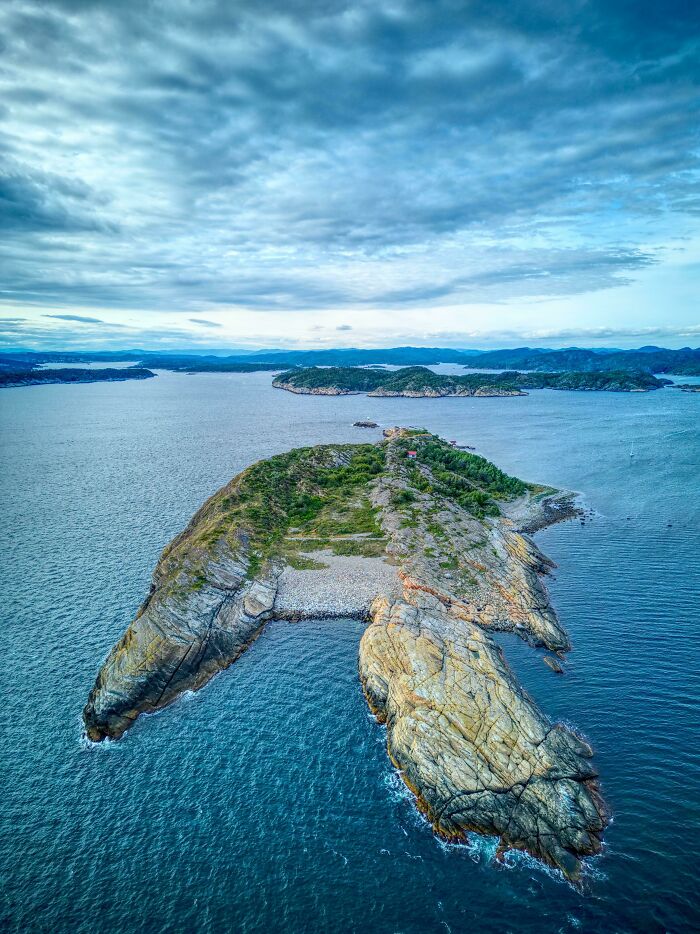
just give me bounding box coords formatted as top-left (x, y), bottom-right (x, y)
top-left (1, 345), bottom-right (699, 375)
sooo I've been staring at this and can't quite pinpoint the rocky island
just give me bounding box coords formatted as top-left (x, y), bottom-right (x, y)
top-left (272, 365), bottom-right (667, 396)
top-left (84, 429), bottom-right (608, 882)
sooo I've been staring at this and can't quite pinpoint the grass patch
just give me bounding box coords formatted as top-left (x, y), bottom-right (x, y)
top-left (390, 488), bottom-right (417, 508)
top-left (286, 553), bottom-right (329, 570)
top-left (440, 556), bottom-right (459, 570)
top-left (329, 539), bottom-right (387, 557)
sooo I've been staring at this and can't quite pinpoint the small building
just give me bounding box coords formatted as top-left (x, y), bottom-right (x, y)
top-left (407, 450), bottom-right (417, 458)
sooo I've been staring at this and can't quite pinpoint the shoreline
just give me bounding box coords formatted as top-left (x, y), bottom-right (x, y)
top-left (82, 429), bottom-right (607, 881)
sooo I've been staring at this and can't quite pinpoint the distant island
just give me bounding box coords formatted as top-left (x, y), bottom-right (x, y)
top-left (135, 356), bottom-right (282, 373)
top-left (84, 428), bottom-right (608, 882)
top-left (0, 367), bottom-right (156, 388)
top-left (273, 365), bottom-right (668, 396)
top-left (2, 344), bottom-right (699, 375)
top-left (676, 383), bottom-right (700, 393)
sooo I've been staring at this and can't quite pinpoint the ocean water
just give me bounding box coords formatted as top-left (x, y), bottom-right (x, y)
top-left (1, 371), bottom-right (698, 933)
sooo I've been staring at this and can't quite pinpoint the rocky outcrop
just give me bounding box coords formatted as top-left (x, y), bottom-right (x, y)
top-left (272, 380), bottom-right (358, 395)
top-left (272, 381), bottom-right (525, 398)
top-left (360, 592), bottom-right (606, 880)
top-left (83, 538), bottom-right (279, 742)
top-left (83, 429), bottom-right (607, 881)
top-left (367, 386), bottom-right (525, 398)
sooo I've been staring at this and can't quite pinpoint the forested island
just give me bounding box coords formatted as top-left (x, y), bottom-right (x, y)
top-left (273, 366), bottom-right (668, 396)
top-left (84, 429), bottom-right (607, 882)
top-left (135, 356), bottom-right (282, 373)
top-left (0, 367), bottom-right (156, 388)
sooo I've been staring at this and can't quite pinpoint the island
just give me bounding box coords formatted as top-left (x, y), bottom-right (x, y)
top-left (675, 383), bottom-right (700, 392)
top-left (272, 365), bottom-right (668, 396)
top-left (84, 429), bottom-right (608, 882)
top-left (135, 356), bottom-right (283, 373)
top-left (0, 367), bottom-right (156, 388)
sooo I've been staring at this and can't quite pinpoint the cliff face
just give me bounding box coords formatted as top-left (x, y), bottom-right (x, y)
top-left (83, 429), bottom-right (607, 881)
top-left (83, 489), bottom-right (279, 741)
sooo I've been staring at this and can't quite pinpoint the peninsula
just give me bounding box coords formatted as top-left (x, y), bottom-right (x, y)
top-left (273, 366), bottom-right (666, 396)
top-left (0, 367), bottom-right (156, 388)
top-left (84, 429), bottom-right (607, 881)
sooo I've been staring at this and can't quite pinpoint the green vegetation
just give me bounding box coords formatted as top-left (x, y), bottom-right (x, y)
top-left (298, 496), bottom-right (382, 538)
top-left (136, 356), bottom-right (282, 373)
top-left (392, 434), bottom-right (527, 518)
top-left (390, 488), bottom-right (417, 508)
top-left (286, 554), bottom-right (329, 570)
top-left (161, 429), bottom-right (541, 585)
top-left (0, 367), bottom-right (156, 388)
top-left (273, 365), bottom-right (667, 396)
top-left (275, 366), bottom-right (385, 392)
top-left (517, 370), bottom-right (666, 391)
top-left (460, 346), bottom-right (700, 376)
top-left (163, 443), bottom-right (386, 582)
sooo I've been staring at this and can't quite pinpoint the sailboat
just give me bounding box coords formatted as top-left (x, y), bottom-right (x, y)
top-left (629, 440), bottom-right (635, 458)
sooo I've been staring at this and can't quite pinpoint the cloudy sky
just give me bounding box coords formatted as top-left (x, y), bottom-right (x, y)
top-left (1, 0), bottom-right (698, 351)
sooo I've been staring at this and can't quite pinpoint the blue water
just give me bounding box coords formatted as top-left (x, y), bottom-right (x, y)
top-left (1, 372), bottom-right (699, 932)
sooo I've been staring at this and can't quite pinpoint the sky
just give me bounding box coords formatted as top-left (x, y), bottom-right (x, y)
top-left (0, 0), bottom-right (699, 351)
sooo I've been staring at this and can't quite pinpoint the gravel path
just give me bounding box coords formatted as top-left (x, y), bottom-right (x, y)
top-left (274, 552), bottom-right (401, 618)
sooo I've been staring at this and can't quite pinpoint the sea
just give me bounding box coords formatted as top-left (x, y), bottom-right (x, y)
top-left (1, 369), bottom-right (698, 933)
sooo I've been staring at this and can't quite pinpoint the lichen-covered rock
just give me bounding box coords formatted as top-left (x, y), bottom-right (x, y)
top-left (359, 592), bottom-right (606, 881)
top-left (83, 542), bottom-right (277, 741)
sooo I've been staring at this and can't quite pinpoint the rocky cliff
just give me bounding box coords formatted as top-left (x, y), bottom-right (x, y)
top-left (83, 429), bottom-right (607, 881)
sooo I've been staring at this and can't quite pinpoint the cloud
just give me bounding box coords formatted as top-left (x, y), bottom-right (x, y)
top-left (44, 313), bottom-right (105, 324)
top-left (189, 318), bottom-right (223, 328)
top-left (0, 0), bottom-right (698, 321)
top-left (336, 324), bottom-right (352, 331)
top-left (420, 325), bottom-right (700, 346)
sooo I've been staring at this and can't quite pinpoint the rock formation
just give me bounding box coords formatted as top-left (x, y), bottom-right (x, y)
top-left (83, 429), bottom-right (607, 881)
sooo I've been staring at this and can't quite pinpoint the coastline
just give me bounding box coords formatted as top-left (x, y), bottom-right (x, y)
top-left (0, 367), bottom-right (156, 388)
top-left (273, 366), bottom-right (668, 397)
top-left (82, 429), bottom-right (607, 881)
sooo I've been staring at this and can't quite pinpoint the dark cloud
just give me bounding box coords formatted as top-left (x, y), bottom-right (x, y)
top-left (0, 0), bottom-right (698, 313)
top-left (336, 324), bottom-right (353, 331)
top-left (44, 313), bottom-right (105, 324)
top-left (189, 318), bottom-right (223, 327)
